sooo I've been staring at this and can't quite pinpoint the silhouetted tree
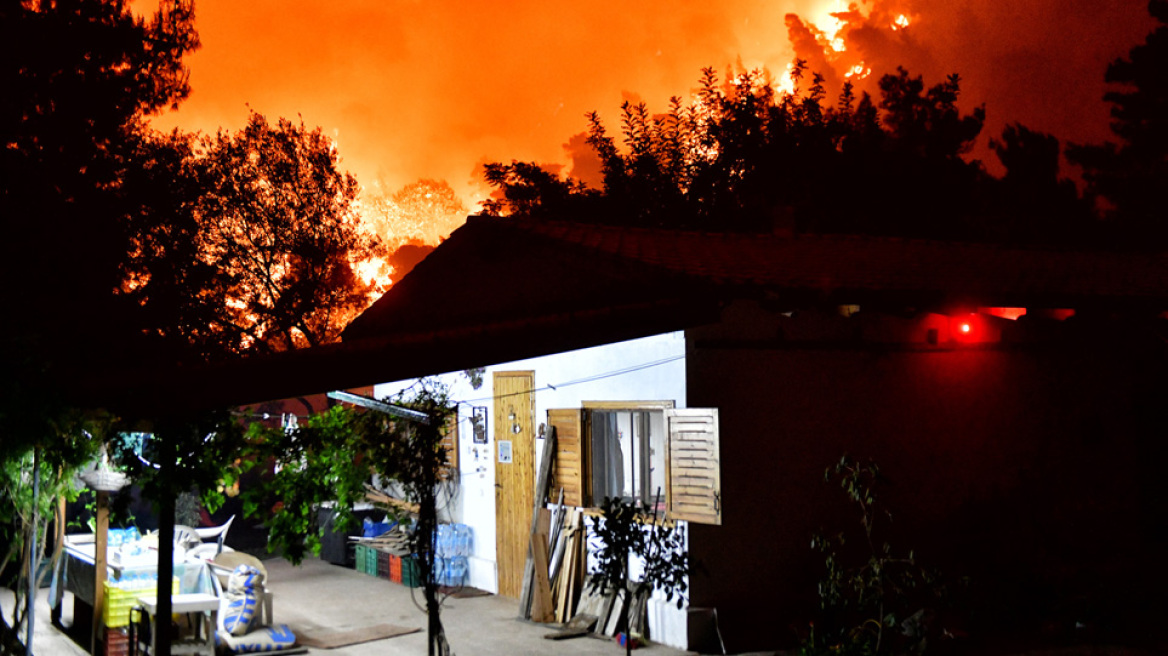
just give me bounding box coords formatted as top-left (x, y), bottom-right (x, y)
top-left (119, 128), bottom-right (239, 363)
top-left (1068, 0), bottom-right (1168, 247)
top-left (0, 2), bottom-right (199, 651)
top-left (122, 114), bottom-right (380, 357)
top-left (483, 62), bottom-right (1119, 246)
top-left (483, 63), bottom-right (1004, 240)
top-left (1, 0), bottom-right (200, 376)
top-left (988, 123), bottom-right (1093, 244)
top-left (481, 160), bottom-right (598, 220)
top-left (194, 112), bottom-right (380, 352)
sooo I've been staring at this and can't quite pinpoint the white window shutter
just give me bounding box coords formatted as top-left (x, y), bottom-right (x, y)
top-left (665, 408), bottom-right (721, 525)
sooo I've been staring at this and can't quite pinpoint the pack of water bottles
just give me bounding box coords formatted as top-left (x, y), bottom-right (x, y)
top-left (114, 568), bottom-right (159, 590)
top-left (433, 523), bottom-right (472, 587)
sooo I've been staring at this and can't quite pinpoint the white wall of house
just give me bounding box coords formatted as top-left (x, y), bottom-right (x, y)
top-left (373, 330), bottom-right (689, 647)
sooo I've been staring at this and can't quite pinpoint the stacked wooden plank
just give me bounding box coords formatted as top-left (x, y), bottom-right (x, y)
top-left (549, 509), bottom-right (585, 623)
top-left (519, 428), bottom-right (558, 619)
top-left (524, 503), bottom-right (587, 623)
top-left (354, 524), bottom-right (411, 556)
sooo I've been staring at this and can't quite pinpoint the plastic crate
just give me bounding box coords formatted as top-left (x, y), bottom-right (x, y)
top-left (102, 578), bottom-right (179, 628)
top-left (388, 554), bottom-right (402, 583)
top-left (377, 549), bottom-right (392, 581)
top-left (103, 627), bottom-right (129, 656)
top-left (353, 544), bottom-right (367, 574)
top-left (401, 556), bottom-right (422, 588)
top-left (367, 546), bottom-right (380, 576)
top-left (354, 544), bottom-right (380, 576)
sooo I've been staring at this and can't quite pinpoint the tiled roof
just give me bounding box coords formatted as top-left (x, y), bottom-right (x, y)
top-left (87, 217), bottom-right (1168, 415)
top-left (513, 218), bottom-right (1168, 302)
top-left (344, 215), bottom-right (1168, 346)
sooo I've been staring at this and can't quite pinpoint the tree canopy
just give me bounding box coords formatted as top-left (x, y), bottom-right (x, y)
top-left (113, 110), bottom-right (383, 362)
top-left (1, 0), bottom-right (201, 373)
top-left (1068, 0), bottom-right (1168, 245)
top-left (482, 62), bottom-right (1105, 246)
top-left (192, 112), bottom-right (378, 353)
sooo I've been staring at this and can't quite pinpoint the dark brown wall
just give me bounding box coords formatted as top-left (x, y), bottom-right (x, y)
top-left (685, 308), bottom-right (1168, 652)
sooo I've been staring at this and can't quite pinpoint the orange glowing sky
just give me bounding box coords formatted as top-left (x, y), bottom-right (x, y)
top-left (143, 0), bottom-right (1154, 219)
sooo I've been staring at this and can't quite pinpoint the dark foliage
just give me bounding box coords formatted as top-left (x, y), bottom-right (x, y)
top-left (1, 0), bottom-right (200, 379)
top-left (1068, 0), bottom-right (1168, 247)
top-left (483, 62), bottom-right (1103, 246)
top-left (125, 112), bottom-right (378, 356)
top-left (802, 456), bottom-right (951, 656)
top-left (587, 495), bottom-right (688, 655)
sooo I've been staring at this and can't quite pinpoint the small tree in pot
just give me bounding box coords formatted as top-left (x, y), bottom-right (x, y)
top-left (588, 491), bottom-right (688, 655)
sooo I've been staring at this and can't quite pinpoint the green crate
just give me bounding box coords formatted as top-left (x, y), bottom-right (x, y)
top-left (400, 556), bottom-right (422, 588)
top-left (354, 544), bottom-right (368, 574)
top-left (355, 544), bottom-right (379, 576)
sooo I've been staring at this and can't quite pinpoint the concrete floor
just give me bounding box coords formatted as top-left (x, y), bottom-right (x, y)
top-left (8, 556), bottom-right (695, 656)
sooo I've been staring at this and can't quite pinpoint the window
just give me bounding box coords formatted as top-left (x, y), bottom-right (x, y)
top-left (547, 404), bottom-right (721, 525)
top-left (440, 412), bottom-right (459, 478)
top-left (589, 407), bottom-right (668, 511)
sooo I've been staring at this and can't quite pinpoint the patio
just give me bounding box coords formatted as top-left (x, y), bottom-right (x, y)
top-left (10, 555), bottom-right (695, 656)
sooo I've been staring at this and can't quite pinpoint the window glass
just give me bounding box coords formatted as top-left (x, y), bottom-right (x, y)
top-left (590, 409), bottom-right (665, 510)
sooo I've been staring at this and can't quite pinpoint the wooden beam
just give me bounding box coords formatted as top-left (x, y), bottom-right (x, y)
top-left (365, 486), bottom-right (421, 514)
top-left (519, 427), bottom-right (557, 618)
top-left (91, 491), bottom-right (109, 656)
top-left (530, 509), bottom-right (554, 623)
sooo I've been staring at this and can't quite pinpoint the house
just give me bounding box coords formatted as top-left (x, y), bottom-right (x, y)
top-left (343, 215), bottom-right (1168, 652)
top-left (78, 214), bottom-right (1167, 653)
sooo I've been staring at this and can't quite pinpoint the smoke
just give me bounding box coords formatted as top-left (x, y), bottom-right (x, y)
top-left (794, 0), bottom-right (1155, 171)
top-left (147, 0), bottom-right (1153, 217)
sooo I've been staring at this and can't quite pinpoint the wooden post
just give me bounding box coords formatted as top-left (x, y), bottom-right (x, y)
top-left (26, 447), bottom-right (39, 656)
top-left (519, 428), bottom-right (557, 618)
top-left (156, 474), bottom-right (176, 656)
top-left (530, 509), bottom-right (554, 623)
top-left (51, 494), bottom-right (65, 627)
top-left (91, 490), bottom-right (109, 656)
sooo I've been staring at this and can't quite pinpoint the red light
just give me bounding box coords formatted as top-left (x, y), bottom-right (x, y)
top-left (960, 323), bottom-right (971, 333)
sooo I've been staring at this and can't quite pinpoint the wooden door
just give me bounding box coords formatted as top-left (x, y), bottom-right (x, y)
top-left (493, 371), bottom-right (534, 598)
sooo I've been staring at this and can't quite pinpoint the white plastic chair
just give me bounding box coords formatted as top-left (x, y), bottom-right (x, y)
top-left (194, 515), bottom-right (235, 555)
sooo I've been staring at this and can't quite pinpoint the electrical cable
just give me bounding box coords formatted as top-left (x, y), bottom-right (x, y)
top-left (455, 353), bottom-right (684, 407)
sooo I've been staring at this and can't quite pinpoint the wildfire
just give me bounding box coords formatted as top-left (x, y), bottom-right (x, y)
top-left (776, 62), bottom-right (798, 96)
top-left (773, 2), bottom-right (920, 97)
top-left (811, 0), bottom-right (849, 49)
top-left (354, 255), bottom-right (392, 292)
top-left (845, 63), bottom-right (871, 79)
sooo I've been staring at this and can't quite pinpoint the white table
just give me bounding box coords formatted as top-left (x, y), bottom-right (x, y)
top-left (136, 592), bottom-right (218, 656)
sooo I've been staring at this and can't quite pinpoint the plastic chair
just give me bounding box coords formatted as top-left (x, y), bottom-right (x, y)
top-left (194, 515), bottom-right (235, 554)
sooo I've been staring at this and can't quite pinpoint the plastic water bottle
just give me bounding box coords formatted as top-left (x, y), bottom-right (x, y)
top-left (448, 557), bottom-right (466, 586)
top-left (458, 525), bottom-right (472, 557)
top-left (441, 525), bottom-right (452, 557)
